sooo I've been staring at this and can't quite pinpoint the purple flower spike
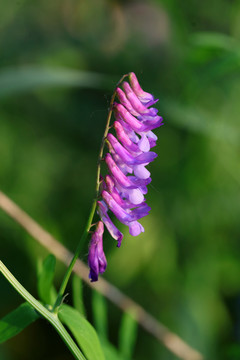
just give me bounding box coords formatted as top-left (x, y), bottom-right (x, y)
top-left (88, 221), bottom-right (107, 282)
top-left (88, 72), bottom-right (163, 281)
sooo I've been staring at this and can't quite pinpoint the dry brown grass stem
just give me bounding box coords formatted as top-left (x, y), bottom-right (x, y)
top-left (0, 190), bottom-right (203, 360)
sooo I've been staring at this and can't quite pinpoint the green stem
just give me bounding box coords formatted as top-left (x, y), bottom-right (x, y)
top-left (0, 261), bottom-right (85, 360)
top-left (52, 73), bottom-right (129, 311)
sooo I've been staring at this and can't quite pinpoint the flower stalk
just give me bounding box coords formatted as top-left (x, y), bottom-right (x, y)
top-left (52, 73), bottom-right (129, 309)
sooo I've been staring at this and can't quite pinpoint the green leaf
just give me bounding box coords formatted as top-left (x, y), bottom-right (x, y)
top-left (92, 291), bottom-right (108, 341)
top-left (119, 311), bottom-right (138, 360)
top-left (0, 302), bottom-right (39, 343)
top-left (0, 261), bottom-right (85, 360)
top-left (190, 32), bottom-right (240, 52)
top-left (162, 100), bottom-right (240, 145)
top-left (59, 304), bottom-right (105, 360)
top-left (0, 66), bottom-right (111, 98)
top-left (37, 254), bottom-right (57, 305)
top-left (72, 275), bottom-right (86, 316)
top-left (101, 340), bottom-right (125, 360)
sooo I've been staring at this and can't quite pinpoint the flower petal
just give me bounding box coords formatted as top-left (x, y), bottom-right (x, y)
top-left (116, 87), bottom-right (139, 116)
top-left (88, 221), bottom-right (107, 282)
top-left (133, 164), bottom-right (151, 179)
top-left (114, 121), bottom-right (140, 153)
top-left (115, 103), bottom-right (163, 132)
top-left (129, 72), bottom-right (156, 106)
top-left (128, 221), bottom-right (145, 236)
top-left (106, 175), bottom-right (146, 208)
top-left (138, 134), bottom-right (150, 152)
top-left (102, 191), bottom-right (132, 223)
top-left (105, 153), bottom-right (135, 188)
top-left (97, 201), bottom-right (123, 247)
top-left (123, 81), bottom-right (158, 116)
top-left (107, 133), bottom-right (157, 166)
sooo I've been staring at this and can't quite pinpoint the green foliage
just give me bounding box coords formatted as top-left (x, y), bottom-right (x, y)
top-left (100, 341), bottom-right (125, 360)
top-left (118, 311), bottom-right (138, 360)
top-left (0, 303), bottom-right (39, 344)
top-left (37, 254), bottom-right (57, 306)
top-left (0, 67), bottom-right (110, 99)
top-left (92, 291), bottom-right (108, 341)
top-left (59, 304), bottom-right (105, 360)
top-left (72, 275), bottom-right (86, 316)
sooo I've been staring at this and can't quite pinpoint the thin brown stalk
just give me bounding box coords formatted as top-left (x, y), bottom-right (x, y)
top-left (0, 190), bottom-right (203, 360)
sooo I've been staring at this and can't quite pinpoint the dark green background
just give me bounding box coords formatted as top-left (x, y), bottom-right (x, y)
top-left (0, 0), bottom-right (240, 359)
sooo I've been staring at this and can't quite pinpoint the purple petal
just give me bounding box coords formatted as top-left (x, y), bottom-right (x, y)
top-left (114, 121), bottom-right (140, 153)
top-left (97, 201), bottom-right (123, 247)
top-left (138, 134), bottom-right (150, 152)
top-left (135, 151), bottom-right (157, 164)
top-left (102, 190), bottom-right (149, 223)
top-left (115, 104), bottom-right (163, 133)
top-left (88, 221), bottom-right (107, 282)
top-left (139, 185), bottom-right (148, 195)
top-left (114, 112), bottom-right (140, 143)
top-left (107, 133), bottom-right (157, 166)
top-left (147, 130), bottom-right (158, 141)
top-left (128, 176), bottom-right (152, 187)
top-left (123, 82), bottom-right (153, 115)
top-left (114, 104), bottom-right (146, 132)
top-left (116, 87), bottom-right (139, 116)
top-left (128, 221), bottom-right (145, 236)
top-left (130, 203), bottom-right (151, 219)
top-left (115, 182), bottom-right (145, 204)
top-left (129, 72), bottom-right (155, 106)
top-left (105, 153), bottom-right (136, 189)
top-left (133, 164), bottom-right (150, 179)
top-left (111, 148), bottom-right (133, 174)
top-left (148, 138), bottom-right (157, 148)
top-left (107, 133), bottom-right (136, 165)
top-left (128, 188), bottom-right (145, 204)
top-left (102, 191), bottom-right (132, 223)
top-left (105, 175), bottom-right (126, 207)
top-left (106, 175), bottom-right (146, 209)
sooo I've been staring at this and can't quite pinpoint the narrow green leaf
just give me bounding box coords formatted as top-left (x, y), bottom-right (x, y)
top-left (0, 303), bottom-right (39, 343)
top-left (59, 304), bottom-right (105, 360)
top-left (72, 275), bottom-right (86, 316)
top-left (119, 311), bottom-right (138, 360)
top-left (92, 291), bottom-right (108, 341)
top-left (37, 254), bottom-right (57, 305)
top-left (0, 66), bottom-right (111, 98)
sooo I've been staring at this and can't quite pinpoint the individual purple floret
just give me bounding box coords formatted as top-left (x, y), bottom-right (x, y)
top-left (88, 221), bottom-right (107, 282)
top-left (88, 72), bottom-right (163, 281)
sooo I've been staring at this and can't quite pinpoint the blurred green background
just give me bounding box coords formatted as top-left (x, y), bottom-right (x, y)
top-left (0, 0), bottom-right (240, 359)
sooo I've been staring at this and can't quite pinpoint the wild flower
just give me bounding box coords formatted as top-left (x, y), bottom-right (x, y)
top-left (88, 72), bottom-right (163, 281)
